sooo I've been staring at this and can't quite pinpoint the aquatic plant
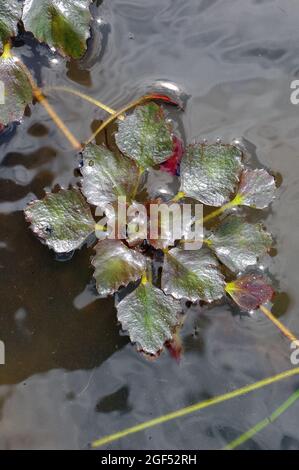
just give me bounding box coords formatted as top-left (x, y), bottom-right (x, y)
top-left (22, 100), bottom-right (277, 357)
top-left (0, 0), bottom-right (290, 359)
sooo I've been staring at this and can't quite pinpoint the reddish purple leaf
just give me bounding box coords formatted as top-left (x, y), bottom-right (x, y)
top-left (226, 273), bottom-right (274, 311)
top-left (160, 136), bottom-right (184, 175)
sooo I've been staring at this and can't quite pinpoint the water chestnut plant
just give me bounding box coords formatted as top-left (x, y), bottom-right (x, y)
top-left (0, 0), bottom-right (283, 359)
top-left (23, 101), bottom-right (277, 357)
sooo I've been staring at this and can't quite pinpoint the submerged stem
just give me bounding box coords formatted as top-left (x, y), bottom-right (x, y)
top-left (224, 389), bottom-right (299, 450)
top-left (260, 305), bottom-right (298, 343)
top-left (92, 365), bottom-right (299, 448)
top-left (20, 63), bottom-right (81, 151)
top-left (42, 86), bottom-right (124, 120)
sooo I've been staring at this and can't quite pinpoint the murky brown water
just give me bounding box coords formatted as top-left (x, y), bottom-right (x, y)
top-left (1, 0), bottom-right (299, 449)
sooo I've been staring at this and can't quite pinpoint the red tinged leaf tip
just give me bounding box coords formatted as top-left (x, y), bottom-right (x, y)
top-left (166, 332), bottom-right (183, 363)
top-left (145, 93), bottom-right (180, 108)
top-left (226, 273), bottom-right (274, 311)
top-left (160, 136), bottom-right (184, 175)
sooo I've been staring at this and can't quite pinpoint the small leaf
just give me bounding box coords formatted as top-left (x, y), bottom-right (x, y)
top-left (0, 0), bottom-right (22, 52)
top-left (162, 247), bottom-right (225, 302)
top-left (180, 143), bottom-right (242, 206)
top-left (81, 143), bottom-right (140, 207)
top-left (160, 136), bottom-right (184, 175)
top-left (0, 55), bottom-right (32, 126)
top-left (115, 102), bottom-right (174, 169)
top-left (92, 240), bottom-right (146, 297)
top-left (117, 281), bottom-right (181, 355)
top-left (236, 169), bottom-right (276, 209)
top-left (22, 0), bottom-right (92, 59)
top-left (208, 215), bottom-right (272, 272)
top-left (25, 188), bottom-right (95, 253)
top-left (226, 273), bottom-right (274, 311)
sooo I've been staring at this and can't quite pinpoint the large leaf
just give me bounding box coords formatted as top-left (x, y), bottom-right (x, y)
top-left (81, 143), bottom-right (140, 207)
top-left (25, 188), bottom-right (95, 253)
top-left (235, 169), bottom-right (276, 209)
top-left (208, 215), bottom-right (272, 272)
top-left (0, 55), bottom-right (32, 126)
top-left (226, 273), bottom-right (274, 311)
top-left (161, 247), bottom-right (225, 302)
top-left (0, 0), bottom-right (22, 52)
top-left (22, 0), bottom-right (92, 59)
top-left (117, 281), bottom-right (181, 355)
top-left (180, 144), bottom-right (242, 206)
top-left (92, 240), bottom-right (146, 297)
top-left (115, 102), bottom-right (174, 169)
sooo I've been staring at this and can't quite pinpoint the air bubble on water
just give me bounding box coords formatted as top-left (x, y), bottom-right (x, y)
top-left (216, 137), bottom-right (222, 144)
top-left (128, 32), bottom-right (135, 40)
top-left (51, 58), bottom-right (59, 65)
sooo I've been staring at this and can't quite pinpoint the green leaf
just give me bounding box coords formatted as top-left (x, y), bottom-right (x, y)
top-left (235, 169), bottom-right (276, 209)
top-left (161, 247), bottom-right (225, 302)
top-left (92, 240), bottom-right (146, 297)
top-left (226, 273), bottom-right (274, 311)
top-left (117, 281), bottom-right (181, 355)
top-left (24, 188), bottom-right (95, 253)
top-left (0, 0), bottom-right (22, 52)
top-left (0, 55), bottom-right (32, 126)
top-left (22, 0), bottom-right (92, 59)
top-left (208, 215), bottom-right (272, 272)
top-left (115, 102), bottom-right (174, 169)
top-left (81, 143), bottom-right (140, 207)
top-left (180, 144), bottom-right (242, 206)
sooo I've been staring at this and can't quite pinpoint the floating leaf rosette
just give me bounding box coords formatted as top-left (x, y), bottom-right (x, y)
top-left (24, 100), bottom-right (278, 357)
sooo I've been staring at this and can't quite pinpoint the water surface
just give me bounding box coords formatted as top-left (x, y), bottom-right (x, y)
top-left (1, 0), bottom-right (299, 449)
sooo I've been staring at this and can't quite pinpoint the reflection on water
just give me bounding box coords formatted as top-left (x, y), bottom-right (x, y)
top-left (1, 0), bottom-right (299, 449)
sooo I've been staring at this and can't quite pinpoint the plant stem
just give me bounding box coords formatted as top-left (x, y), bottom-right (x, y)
top-left (223, 389), bottom-right (299, 450)
top-left (42, 86), bottom-right (124, 120)
top-left (19, 62), bottom-right (81, 151)
top-left (172, 191), bottom-right (185, 202)
top-left (200, 195), bottom-right (241, 224)
top-left (260, 305), bottom-right (298, 343)
top-left (92, 365), bottom-right (299, 448)
top-left (2, 42), bottom-right (12, 59)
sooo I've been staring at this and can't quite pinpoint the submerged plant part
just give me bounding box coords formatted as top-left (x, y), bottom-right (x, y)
top-left (24, 99), bottom-right (278, 357)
